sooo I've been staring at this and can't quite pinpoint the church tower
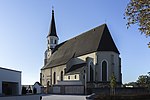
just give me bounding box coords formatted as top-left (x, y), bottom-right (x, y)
top-left (44, 9), bottom-right (58, 65)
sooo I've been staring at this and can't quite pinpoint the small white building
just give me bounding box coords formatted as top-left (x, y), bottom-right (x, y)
top-left (33, 82), bottom-right (43, 94)
top-left (0, 67), bottom-right (21, 96)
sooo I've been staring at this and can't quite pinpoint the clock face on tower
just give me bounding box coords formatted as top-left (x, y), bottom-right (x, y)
top-left (47, 52), bottom-right (51, 59)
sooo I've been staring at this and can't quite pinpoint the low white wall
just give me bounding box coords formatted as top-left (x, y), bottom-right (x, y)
top-left (0, 95), bottom-right (41, 100)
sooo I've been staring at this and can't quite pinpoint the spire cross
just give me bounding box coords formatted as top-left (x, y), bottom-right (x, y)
top-left (52, 6), bottom-right (54, 15)
top-left (52, 6), bottom-right (54, 10)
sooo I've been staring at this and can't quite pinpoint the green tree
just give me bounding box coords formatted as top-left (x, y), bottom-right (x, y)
top-left (137, 75), bottom-right (149, 87)
top-left (147, 72), bottom-right (150, 92)
top-left (124, 0), bottom-right (150, 38)
top-left (110, 73), bottom-right (116, 95)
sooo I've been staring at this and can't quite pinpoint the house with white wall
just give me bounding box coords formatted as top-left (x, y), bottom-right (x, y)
top-left (0, 67), bottom-right (21, 96)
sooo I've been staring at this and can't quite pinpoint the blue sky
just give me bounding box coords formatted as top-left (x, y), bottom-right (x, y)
top-left (0, 0), bottom-right (149, 85)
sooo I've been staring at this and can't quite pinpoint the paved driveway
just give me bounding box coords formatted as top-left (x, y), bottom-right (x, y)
top-left (42, 95), bottom-right (86, 100)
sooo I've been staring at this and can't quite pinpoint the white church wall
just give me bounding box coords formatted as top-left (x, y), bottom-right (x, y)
top-left (42, 51), bottom-right (121, 86)
top-left (112, 52), bottom-right (120, 82)
top-left (74, 52), bottom-right (96, 82)
top-left (41, 68), bottom-right (50, 86)
top-left (51, 65), bottom-right (66, 84)
top-left (96, 51), bottom-right (120, 82)
top-left (68, 52), bottom-right (97, 82)
top-left (64, 74), bottom-right (80, 81)
top-left (63, 52), bottom-right (96, 82)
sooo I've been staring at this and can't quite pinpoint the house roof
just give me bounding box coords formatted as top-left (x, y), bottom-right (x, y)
top-left (42, 24), bottom-right (119, 69)
top-left (34, 82), bottom-right (42, 86)
top-left (0, 67), bottom-right (21, 73)
top-left (65, 63), bottom-right (86, 74)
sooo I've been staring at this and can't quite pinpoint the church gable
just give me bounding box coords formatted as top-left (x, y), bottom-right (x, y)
top-left (97, 24), bottom-right (120, 54)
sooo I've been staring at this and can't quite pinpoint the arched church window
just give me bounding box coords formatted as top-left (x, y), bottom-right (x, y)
top-left (55, 40), bottom-right (57, 44)
top-left (50, 39), bottom-right (53, 43)
top-left (90, 65), bottom-right (94, 82)
top-left (47, 81), bottom-right (50, 86)
top-left (75, 75), bottom-right (76, 79)
top-left (68, 76), bottom-right (70, 79)
top-left (60, 71), bottom-right (63, 81)
top-left (102, 61), bottom-right (107, 81)
top-left (53, 72), bottom-right (56, 84)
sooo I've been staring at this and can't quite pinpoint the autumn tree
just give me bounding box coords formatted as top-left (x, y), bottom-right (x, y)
top-left (125, 0), bottom-right (150, 45)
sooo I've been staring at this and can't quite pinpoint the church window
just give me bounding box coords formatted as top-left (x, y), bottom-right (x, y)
top-left (60, 71), bottom-right (63, 81)
top-left (55, 40), bottom-right (57, 44)
top-left (47, 81), bottom-right (50, 86)
top-left (83, 75), bottom-right (85, 79)
top-left (48, 40), bottom-right (50, 44)
top-left (75, 75), bottom-right (76, 79)
top-left (90, 65), bottom-right (94, 82)
top-left (50, 39), bottom-right (53, 44)
top-left (68, 76), bottom-right (70, 79)
top-left (102, 61), bottom-right (107, 81)
top-left (53, 72), bottom-right (56, 84)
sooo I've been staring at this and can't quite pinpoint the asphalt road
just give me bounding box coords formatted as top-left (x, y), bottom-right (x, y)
top-left (42, 95), bottom-right (86, 100)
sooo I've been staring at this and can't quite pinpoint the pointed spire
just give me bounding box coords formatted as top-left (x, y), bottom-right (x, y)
top-left (48, 7), bottom-right (58, 37)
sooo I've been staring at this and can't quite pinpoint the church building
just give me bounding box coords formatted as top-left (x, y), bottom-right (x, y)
top-left (40, 9), bottom-right (122, 94)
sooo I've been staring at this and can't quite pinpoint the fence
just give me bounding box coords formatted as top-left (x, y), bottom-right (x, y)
top-left (91, 87), bottom-right (149, 95)
top-left (51, 85), bottom-right (84, 94)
